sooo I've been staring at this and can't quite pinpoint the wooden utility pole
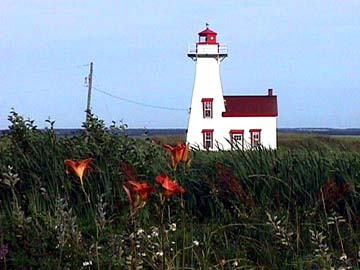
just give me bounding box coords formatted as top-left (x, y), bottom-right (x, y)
top-left (85, 62), bottom-right (93, 124)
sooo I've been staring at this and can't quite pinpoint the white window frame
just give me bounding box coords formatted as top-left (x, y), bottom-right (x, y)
top-left (250, 129), bottom-right (262, 147)
top-left (230, 130), bottom-right (244, 150)
top-left (201, 98), bottom-right (213, 119)
top-left (202, 129), bottom-right (214, 149)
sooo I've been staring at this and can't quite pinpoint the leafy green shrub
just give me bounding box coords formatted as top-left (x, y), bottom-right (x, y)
top-left (0, 111), bottom-right (360, 269)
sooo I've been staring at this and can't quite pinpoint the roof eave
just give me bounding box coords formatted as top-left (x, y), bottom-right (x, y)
top-left (222, 113), bottom-right (278, 117)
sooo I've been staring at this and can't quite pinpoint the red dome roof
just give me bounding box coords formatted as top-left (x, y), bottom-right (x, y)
top-left (198, 27), bottom-right (217, 36)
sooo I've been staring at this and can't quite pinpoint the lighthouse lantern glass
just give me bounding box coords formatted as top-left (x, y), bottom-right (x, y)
top-left (199, 36), bottom-right (206, 43)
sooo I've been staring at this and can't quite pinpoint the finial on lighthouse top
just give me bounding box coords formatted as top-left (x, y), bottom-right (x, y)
top-left (198, 23), bottom-right (218, 44)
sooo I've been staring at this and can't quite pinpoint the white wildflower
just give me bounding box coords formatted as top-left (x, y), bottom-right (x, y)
top-left (169, 223), bottom-right (177, 232)
top-left (83, 261), bottom-right (93, 266)
top-left (156, 251), bottom-right (164, 257)
top-left (340, 253), bottom-right (347, 261)
top-left (151, 227), bottom-right (159, 237)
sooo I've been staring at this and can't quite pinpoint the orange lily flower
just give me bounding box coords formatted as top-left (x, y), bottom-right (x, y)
top-left (155, 174), bottom-right (186, 198)
top-left (127, 180), bottom-right (154, 202)
top-left (163, 143), bottom-right (191, 169)
top-left (123, 180), bottom-right (154, 216)
top-left (64, 158), bottom-right (94, 185)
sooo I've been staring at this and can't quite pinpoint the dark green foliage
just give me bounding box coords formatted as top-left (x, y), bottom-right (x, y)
top-left (0, 111), bottom-right (360, 269)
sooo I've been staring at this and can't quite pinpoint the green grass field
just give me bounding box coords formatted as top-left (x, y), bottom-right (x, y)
top-left (277, 132), bottom-right (360, 151)
top-left (1, 113), bottom-right (360, 269)
top-left (152, 132), bottom-right (360, 152)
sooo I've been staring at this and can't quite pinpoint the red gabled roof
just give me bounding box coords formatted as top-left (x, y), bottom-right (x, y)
top-left (222, 95), bottom-right (278, 117)
top-left (198, 28), bottom-right (217, 36)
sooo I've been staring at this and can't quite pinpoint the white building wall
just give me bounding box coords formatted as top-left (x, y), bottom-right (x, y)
top-left (213, 116), bottom-right (277, 150)
top-left (187, 113), bottom-right (277, 150)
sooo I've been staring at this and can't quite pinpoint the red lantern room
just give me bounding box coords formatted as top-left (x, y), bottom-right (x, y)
top-left (187, 24), bottom-right (227, 60)
top-left (197, 26), bottom-right (218, 44)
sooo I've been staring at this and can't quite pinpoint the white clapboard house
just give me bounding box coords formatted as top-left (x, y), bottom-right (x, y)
top-left (186, 26), bottom-right (278, 150)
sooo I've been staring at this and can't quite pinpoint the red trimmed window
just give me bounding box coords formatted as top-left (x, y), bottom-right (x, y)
top-left (202, 129), bottom-right (214, 149)
top-left (230, 130), bottom-right (244, 150)
top-left (250, 129), bottom-right (262, 147)
top-left (201, 98), bottom-right (213, 118)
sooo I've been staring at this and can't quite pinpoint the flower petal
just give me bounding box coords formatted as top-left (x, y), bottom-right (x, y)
top-left (64, 158), bottom-right (94, 185)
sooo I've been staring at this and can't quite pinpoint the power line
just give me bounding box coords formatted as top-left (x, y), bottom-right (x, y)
top-left (92, 86), bottom-right (188, 112)
top-left (92, 76), bottom-right (113, 120)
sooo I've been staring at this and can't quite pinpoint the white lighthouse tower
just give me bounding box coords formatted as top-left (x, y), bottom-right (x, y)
top-left (186, 25), bottom-right (228, 149)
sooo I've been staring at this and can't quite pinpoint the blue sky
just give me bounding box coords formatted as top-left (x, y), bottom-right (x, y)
top-left (1, 0), bottom-right (359, 129)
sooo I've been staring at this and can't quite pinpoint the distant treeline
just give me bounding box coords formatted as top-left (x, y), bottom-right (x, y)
top-left (279, 128), bottom-right (360, 136)
top-left (0, 128), bottom-right (187, 138)
top-left (1, 128), bottom-right (360, 137)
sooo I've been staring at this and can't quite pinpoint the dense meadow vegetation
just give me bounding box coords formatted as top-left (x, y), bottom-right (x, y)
top-left (1, 111), bottom-right (360, 269)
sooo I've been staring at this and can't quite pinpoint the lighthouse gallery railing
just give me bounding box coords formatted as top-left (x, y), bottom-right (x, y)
top-left (187, 44), bottom-right (228, 56)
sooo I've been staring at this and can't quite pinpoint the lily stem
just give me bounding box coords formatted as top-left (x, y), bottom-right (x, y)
top-left (81, 185), bottom-right (91, 204)
top-left (181, 193), bottom-right (186, 269)
top-left (160, 196), bottom-right (166, 270)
